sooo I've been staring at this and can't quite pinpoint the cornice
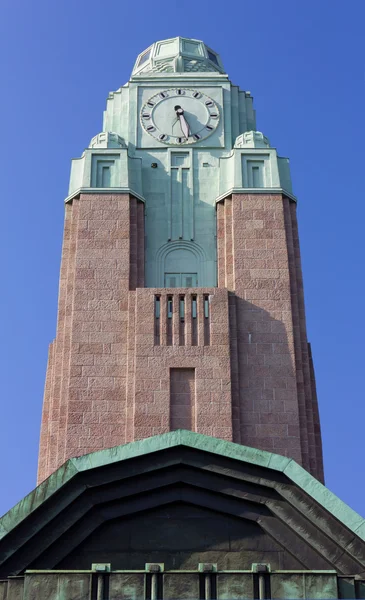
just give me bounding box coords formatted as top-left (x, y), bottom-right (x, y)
top-left (130, 72), bottom-right (229, 84)
top-left (65, 187), bottom-right (296, 206)
top-left (215, 187), bottom-right (297, 204)
top-left (64, 187), bottom-right (145, 204)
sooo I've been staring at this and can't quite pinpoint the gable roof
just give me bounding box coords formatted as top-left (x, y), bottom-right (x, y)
top-left (0, 430), bottom-right (364, 577)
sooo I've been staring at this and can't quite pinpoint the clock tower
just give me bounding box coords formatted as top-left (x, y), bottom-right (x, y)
top-left (3, 36), bottom-right (365, 600)
top-left (37, 36), bottom-right (324, 484)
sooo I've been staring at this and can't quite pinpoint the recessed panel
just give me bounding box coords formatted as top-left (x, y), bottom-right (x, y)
top-left (182, 40), bottom-right (203, 56)
top-left (164, 574), bottom-right (199, 600)
top-left (156, 39), bottom-right (179, 57)
top-left (109, 574), bottom-right (144, 600)
top-left (218, 573), bottom-right (253, 600)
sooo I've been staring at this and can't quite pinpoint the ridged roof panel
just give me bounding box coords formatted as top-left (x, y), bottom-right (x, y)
top-left (132, 37), bottom-right (225, 76)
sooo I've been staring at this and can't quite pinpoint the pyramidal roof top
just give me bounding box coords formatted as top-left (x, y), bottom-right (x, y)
top-left (132, 36), bottom-right (225, 76)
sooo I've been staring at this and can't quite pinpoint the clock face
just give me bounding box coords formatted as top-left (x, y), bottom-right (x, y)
top-left (140, 88), bottom-right (220, 145)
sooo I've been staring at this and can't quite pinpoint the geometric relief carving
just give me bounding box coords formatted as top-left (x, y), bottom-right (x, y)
top-left (170, 152), bottom-right (193, 241)
top-left (155, 241), bottom-right (208, 288)
top-left (153, 59), bottom-right (175, 73)
top-left (235, 131), bottom-right (270, 148)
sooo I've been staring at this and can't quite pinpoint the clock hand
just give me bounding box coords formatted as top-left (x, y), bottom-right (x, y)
top-left (174, 105), bottom-right (190, 138)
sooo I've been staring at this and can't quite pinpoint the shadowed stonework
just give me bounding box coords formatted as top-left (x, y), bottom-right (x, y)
top-left (217, 194), bottom-right (324, 480)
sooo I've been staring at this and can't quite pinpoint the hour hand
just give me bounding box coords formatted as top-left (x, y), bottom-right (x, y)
top-left (179, 114), bottom-right (190, 138)
top-left (174, 105), bottom-right (190, 138)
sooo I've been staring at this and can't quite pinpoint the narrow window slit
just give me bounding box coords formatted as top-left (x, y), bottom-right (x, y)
top-left (179, 296), bottom-right (185, 346)
top-left (204, 296), bottom-right (210, 318)
top-left (204, 295), bottom-right (210, 346)
top-left (192, 295), bottom-right (198, 346)
top-left (101, 166), bottom-right (111, 187)
top-left (167, 296), bottom-right (173, 346)
top-left (154, 296), bottom-right (160, 345)
top-left (252, 166), bottom-right (261, 187)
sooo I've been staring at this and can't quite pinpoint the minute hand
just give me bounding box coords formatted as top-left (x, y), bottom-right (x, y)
top-left (174, 105), bottom-right (190, 138)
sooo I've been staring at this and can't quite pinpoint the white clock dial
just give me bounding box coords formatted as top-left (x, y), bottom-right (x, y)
top-left (140, 88), bottom-right (220, 145)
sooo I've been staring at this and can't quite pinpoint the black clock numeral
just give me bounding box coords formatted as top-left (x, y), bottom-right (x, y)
top-left (146, 125), bottom-right (155, 132)
top-left (193, 92), bottom-right (201, 98)
top-left (176, 137), bottom-right (186, 144)
top-left (147, 101), bottom-right (155, 107)
top-left (206, 125), bottom-right (213, 131)
top-left (159, 134), bottom-right (167, 141)
top-left (142, 113), bottom-right (150, 119)
top-left (159, 92), bottom-right (168, 98)
top-left (177, 89), bottom-right (184, 95)
top-left (210, 113), bottom-right (218, 119)
top-left (205, 100), bottom-right (213, 107)
top-left (193, 134), bottom-right (201, 141)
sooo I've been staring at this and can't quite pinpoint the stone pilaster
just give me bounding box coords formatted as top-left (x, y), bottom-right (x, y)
top-left (37, 194), bottom-right (144, 483)
top-left (216, 193), bottom-right (324, 482)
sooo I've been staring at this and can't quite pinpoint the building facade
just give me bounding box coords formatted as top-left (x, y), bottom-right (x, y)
top-left (38, 37), bottom-right (323, 484)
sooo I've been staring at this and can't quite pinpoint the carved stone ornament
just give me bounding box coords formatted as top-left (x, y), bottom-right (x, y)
top-left (234, 130), bottom-right (270, 148)
top-left (89, 132), bottom-right (126, 149)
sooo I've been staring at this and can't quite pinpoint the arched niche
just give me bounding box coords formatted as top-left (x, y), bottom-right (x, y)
top-left (155, 241), bottom-right (210, 288)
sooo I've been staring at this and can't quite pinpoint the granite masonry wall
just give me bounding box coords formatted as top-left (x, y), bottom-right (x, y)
top-left (38, 192), bottom-right (323, 484)
top-left (38, 194), bottom-right (144, 482)
top-left (216, 193), bottom-right (323, 481)
top-left (125, 287), bottom-right (232, 443)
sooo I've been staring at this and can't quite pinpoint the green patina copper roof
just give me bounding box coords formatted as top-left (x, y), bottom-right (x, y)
top-left (1, 430), bottom-right (364, 541)
top-left (131, 37), bottom-right (225, 76)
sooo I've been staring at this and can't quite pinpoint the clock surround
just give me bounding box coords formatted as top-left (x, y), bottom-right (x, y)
top-left (140, 88), bottom-right (220, 145)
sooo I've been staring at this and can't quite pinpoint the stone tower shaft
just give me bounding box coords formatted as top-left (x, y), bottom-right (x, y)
top-left (38, 37), bottom-right (324, 484)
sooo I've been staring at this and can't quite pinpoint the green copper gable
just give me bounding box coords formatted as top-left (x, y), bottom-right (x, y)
top-left (1, 429), bottom-right (364, 539)
top-left (0, 430), bottom-right (364, 580)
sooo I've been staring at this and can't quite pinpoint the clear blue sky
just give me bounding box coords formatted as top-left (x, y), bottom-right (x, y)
top-left (0, 0), bottom-right (364, 518)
